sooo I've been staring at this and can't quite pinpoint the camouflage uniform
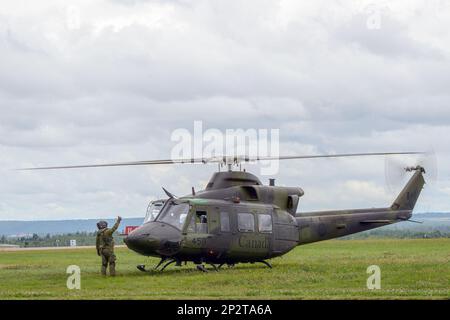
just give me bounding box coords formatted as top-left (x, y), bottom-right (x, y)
top-left (96, 218), bottom-right (121, 276)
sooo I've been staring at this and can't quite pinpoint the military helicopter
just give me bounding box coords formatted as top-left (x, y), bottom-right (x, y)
top-left (22, 152), bottom-right (427, 272)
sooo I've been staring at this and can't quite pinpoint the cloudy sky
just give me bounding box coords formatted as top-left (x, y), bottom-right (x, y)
top-left (1, 0), bottom-right (449, 220)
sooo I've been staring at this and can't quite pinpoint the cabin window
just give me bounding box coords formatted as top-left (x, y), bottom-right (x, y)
top-left (258, 214), bottom-right (273, 233)
top-left (195, 211), bottom-right (208, 233)
top-left (237, 213), bottom-right (255, 232)
top-left (220, 212), bottom-right (230, 232)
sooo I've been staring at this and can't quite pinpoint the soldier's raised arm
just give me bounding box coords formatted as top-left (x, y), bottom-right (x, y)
top-left (105, 216), bottom-right (122, 236)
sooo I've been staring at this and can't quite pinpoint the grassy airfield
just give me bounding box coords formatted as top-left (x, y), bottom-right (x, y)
top-left (0, 238), bottom-right (448, 300)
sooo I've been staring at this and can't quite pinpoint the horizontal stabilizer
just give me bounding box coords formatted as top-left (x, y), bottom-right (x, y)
top-left (360, 220), bottom-right (393, 224)
top-left (360, 217), bottom-right (423, 225)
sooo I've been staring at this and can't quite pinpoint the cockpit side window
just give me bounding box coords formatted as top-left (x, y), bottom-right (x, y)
top-left (144, 201), bottom-right (164, 223)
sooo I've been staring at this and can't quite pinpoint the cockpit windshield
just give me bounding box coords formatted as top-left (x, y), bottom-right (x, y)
top-left (156, 201), bottom-right (190, 230)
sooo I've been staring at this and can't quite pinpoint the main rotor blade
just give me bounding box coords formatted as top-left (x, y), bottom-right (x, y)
top-left (253, 151), bottom-right (424, 162)
top-left (17, 151), bottom-right (423, 171)
top-left (17, 158), bottom-right (207, 170)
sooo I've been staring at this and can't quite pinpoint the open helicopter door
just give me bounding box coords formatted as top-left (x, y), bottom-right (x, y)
top-left (181, 204), bottom-right (221, 259)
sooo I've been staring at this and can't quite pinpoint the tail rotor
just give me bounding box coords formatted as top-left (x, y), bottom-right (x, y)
top-left (385, 150), bottom-right (437, 193)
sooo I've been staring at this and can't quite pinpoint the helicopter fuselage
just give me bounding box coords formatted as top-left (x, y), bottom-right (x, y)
top-left (124, 169), bottom-right (425, 267)
top-left (125, 171), bottom-right (304, 264)
top-left (125, 199), bottom-right (300, 264)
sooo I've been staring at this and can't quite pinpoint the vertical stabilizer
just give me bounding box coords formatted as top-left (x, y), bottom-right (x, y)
top-left (391, 168), bottom-right (426, 211)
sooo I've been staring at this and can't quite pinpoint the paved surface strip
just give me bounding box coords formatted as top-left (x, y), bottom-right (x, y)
top-left (0, 245), bottom-right (127, 252)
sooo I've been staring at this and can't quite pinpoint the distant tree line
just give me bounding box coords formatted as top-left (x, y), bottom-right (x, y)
top-left (0, 231), bottom-right (124, 247)
top-left (342, 228), bottom-right (450, 240)
top-left (1, 228), bottom-right (449, 248)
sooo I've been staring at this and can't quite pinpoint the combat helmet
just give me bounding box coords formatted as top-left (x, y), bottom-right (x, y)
top-left (97, 220), bottom-right (108, 230)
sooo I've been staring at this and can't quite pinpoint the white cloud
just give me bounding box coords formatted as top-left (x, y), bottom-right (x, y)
top-left (0, 0), bottom-right (449, 220)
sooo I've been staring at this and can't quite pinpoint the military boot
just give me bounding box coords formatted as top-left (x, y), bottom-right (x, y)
top-left (101, 265), bottom-right (107, 276)
top-left (109, 255), bottom-right (116, 276)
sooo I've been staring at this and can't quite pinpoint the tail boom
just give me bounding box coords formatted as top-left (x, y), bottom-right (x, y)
top-left (296, 169), bottom-right (425, 245)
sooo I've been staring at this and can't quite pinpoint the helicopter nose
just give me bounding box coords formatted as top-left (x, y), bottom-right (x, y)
top-left (124, 222), bottom-right (182, 256)
top-left (124, 231), bottom-right (160, 256)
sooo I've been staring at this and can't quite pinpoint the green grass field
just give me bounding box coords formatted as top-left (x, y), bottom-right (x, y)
top-left (0, 239), bottom-right (449, 300)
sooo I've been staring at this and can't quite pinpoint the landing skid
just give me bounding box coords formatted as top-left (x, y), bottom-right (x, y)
top-left (196, 265), bottom-right (208, 273)
top-left (137, 264), bottom-right (147, 272)
top-left (196, 263), bottom-right (219, 273)
top-left (154, 257), bottom-right (168, 270)
top-left (160, 259), bottom-right (177, 272)
top-left (257, 260), bottom-right (273, 269)
top-left (219, 261), bottom-right (272, 269)
top-left (137, 260), bottom-right (272, 273)
top-left (136, 257), bottom-right (170, 273)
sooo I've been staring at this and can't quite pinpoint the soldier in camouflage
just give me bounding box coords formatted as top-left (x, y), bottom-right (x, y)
top-left (96, 216), bottom-right (122, 276)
